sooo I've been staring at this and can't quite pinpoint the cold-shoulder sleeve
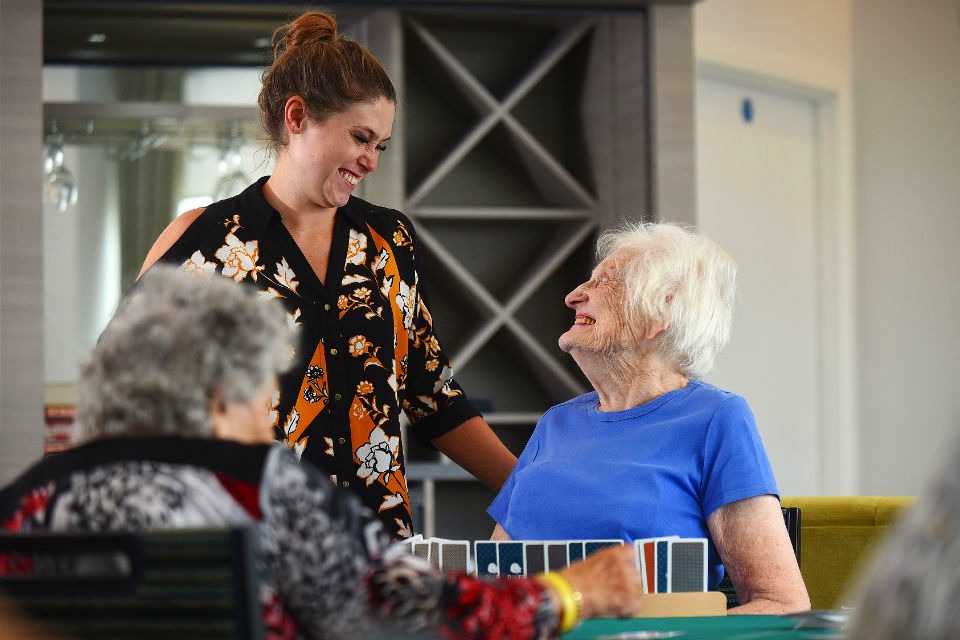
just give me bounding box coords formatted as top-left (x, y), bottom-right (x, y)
top-left (258, 446), bottom-right (558, 639)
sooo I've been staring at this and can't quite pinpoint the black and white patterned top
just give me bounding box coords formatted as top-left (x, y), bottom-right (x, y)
top-left (0, 437), bottom-right (557, 640)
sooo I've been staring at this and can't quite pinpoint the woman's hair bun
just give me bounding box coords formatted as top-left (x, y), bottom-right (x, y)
top-left (274, 11), bottom-right (338, 54)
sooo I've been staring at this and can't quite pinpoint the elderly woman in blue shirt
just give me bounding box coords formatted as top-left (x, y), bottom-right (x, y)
top-left (489, 221), bottom-right (810, 614)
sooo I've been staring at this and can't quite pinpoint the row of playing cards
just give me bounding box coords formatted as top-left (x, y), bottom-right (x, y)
top-left (401, 536), bottom-right (708, 593)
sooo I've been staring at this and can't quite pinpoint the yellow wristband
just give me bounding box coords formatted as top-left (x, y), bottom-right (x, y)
top-left (538, 572), bottom-right (583, 633)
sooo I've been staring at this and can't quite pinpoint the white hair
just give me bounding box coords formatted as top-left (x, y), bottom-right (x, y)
top-left (76, 265), bottom-right (294, 441)
top-left (596, 221), bottom-right (737, 378)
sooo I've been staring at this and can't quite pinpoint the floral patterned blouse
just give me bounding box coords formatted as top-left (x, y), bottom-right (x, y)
top-left (150, 177), bottom-right (480, 538)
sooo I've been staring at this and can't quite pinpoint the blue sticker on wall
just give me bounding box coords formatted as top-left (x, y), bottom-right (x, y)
top-left (742, 98), bottom-right (754, 123)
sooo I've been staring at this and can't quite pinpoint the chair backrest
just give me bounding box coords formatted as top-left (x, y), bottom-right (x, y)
top-left (0, 527), bottom-right (264, 639)
top-left (780, 496), bottom-right (916, 609)
top-left (716, 506), bottom-right (801, 608)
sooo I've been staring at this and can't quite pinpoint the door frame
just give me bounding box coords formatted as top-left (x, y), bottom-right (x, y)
top-left (694, 56), bottom-right (857, 495)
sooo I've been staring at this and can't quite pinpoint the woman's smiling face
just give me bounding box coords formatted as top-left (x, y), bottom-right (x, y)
top-left (558, 249), bottom-right (633, 357)
top-left (287, 96), bottom-right (395, 210)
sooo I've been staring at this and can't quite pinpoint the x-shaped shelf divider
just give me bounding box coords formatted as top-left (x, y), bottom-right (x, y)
top-left (402, 15), bottom-right (607, 402)
top-left (404, 16), bottom-right (598, 211)
top-left (414, 219), bottom-right (595, 400)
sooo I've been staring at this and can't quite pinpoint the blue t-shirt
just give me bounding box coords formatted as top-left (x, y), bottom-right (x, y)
top-left (487, 380), bottom-right (778, 587)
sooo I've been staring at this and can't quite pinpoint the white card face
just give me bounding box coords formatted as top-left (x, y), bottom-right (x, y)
top-left (669, 539), bottom-right (708, 592)
top-left (475, 541), bottom-right (499, 578)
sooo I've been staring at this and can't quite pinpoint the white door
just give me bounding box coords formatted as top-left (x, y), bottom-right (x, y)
top-left (695, 74), bottom-right (822, 496)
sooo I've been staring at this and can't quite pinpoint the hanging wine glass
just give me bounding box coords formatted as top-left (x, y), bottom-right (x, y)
top-left (43, 130), bottom-right (78, 213)
top-left (212, 125), bottom-right (249, 202)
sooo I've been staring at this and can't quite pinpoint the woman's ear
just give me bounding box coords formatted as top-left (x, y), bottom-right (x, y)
top-left (208, 392), bottom-right (229, 439)
top-left (283, 95), bottom-right (307, 135)
top-left (644, 321), bottom-right (667, 340)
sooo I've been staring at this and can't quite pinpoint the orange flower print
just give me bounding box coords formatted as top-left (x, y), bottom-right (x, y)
top-left (348, 335), bottom-right (369, 357)
top-left (425, 358), bottom-right (439, 372)
top-left (337, 295), bottom-right (350, 310)
top-left (181, 250), bottom-right (217, 275)
top-left (346, 229), bottom-right (368, 265)
top-left (357, 380), bottom-right (374, 395)
top-left (223, 214), bottom-right (242, 234)
top-left (215, 232), bottom-right (262, 282)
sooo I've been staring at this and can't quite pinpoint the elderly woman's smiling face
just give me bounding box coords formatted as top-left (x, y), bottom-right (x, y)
top-left (558, 249), bottom-right (634, 357)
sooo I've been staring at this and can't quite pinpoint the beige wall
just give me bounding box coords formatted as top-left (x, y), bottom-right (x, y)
top-left (695, 0), bottom-right (960, 495)
top-left (851, 0), bottom-right (960, 495)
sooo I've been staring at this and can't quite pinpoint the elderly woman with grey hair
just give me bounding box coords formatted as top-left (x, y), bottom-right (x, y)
top-left (0, 266), bottom-right (644, 640)
top-left (489, 221), bottom-right (810, 614)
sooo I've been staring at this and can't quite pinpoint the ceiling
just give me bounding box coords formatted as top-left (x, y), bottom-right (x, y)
top-left (43, 0), bottom-right (685, 67)
top-left (43, 2), bottom-right (319, 67)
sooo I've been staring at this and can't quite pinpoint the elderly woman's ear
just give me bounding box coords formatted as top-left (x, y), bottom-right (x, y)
top-left (644, 321), bottom-right (667, 341)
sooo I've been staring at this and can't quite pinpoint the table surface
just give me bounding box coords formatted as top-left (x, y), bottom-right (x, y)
top-left (563, 615), bottom-right (844, 640)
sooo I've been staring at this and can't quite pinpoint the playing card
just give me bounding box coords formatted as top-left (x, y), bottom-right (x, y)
top-left (546, 542), bottom-right (568, 572)
top-left (497, 541), bottom-right (525, 578)
top-left (440, 541), bottom-right (470, 574)
top-left (523, 542), bottom-right (546, 575)
top-left (669, 538), bottom-right (708, 592)
top-left (475, 541), bottom-right (499, 578)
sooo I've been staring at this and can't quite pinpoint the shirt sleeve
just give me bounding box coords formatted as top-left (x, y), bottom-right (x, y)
top-left (396, 217), bottom-right (481, 445)
top-left (367, 545), bottom-right (558, 639)
top-left (700, 395), bottom-right (779, 518)
top-left (258, 446), bottom-right (391, 638)
top-left (487, 424), bottom-right (543, 528)
top-left (261, 446), bottom-right (557, 639)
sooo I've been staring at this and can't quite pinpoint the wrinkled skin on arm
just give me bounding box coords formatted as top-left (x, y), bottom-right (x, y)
top-left (708, 495), bottom-right (810, 614)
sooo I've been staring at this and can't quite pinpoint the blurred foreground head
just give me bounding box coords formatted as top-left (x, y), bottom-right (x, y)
top-left (76, 266), bottom-right (294, 442)
top-left (846, 433), bottom-right (960, 640)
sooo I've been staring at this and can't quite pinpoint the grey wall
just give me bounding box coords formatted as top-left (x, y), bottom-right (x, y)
top-left (0, 0), bottom-right (45, 483)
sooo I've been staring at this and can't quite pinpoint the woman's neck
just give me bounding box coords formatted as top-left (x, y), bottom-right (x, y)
top-left (574, 350), bottom-right (689, 412)
top-left (263, 166), bottom-right (337, 228)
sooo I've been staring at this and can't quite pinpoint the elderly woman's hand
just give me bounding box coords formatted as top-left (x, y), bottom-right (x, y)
top-left (555, 544), bottom-right (644, 620)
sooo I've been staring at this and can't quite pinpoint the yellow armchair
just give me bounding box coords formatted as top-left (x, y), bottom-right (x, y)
top-left (780, 496), bottom-right (916, 610)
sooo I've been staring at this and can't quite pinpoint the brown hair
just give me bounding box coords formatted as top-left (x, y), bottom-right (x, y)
top-left (258, 10), bottom-right (397, 151)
